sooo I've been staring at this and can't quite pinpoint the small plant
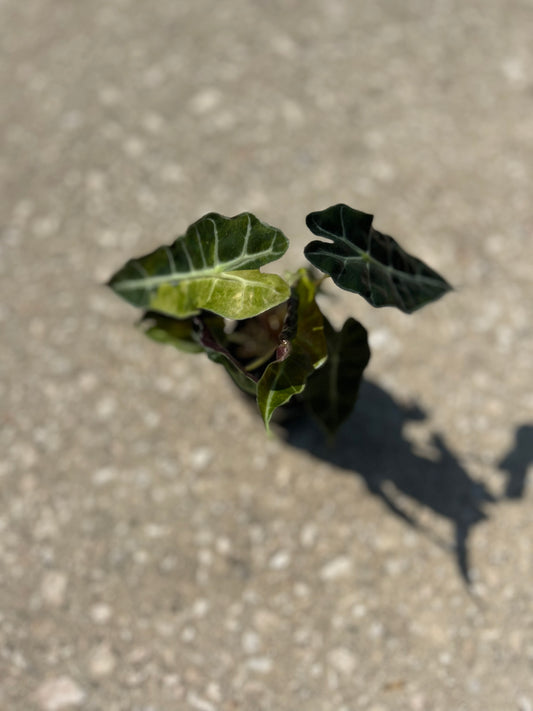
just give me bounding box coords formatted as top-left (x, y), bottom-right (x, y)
top-left (108, 203), bottom-right (451, 436)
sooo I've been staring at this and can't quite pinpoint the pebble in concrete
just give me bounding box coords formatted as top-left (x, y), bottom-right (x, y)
top-left (35, 677), bottom-right (86, 711)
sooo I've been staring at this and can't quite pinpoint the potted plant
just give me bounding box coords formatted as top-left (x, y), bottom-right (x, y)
top-left (108, 203), bottom-right (451, 436)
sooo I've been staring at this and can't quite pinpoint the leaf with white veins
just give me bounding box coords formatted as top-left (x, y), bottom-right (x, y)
top-left (108, 212), bottom-right (290, 319)
top-left (305, 204), bottom-right (452, 313)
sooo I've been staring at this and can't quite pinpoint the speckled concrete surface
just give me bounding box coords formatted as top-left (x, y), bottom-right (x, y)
top-left (1, 1), bottom-right (532, 710)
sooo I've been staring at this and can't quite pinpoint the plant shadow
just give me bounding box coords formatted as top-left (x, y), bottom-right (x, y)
top-left (279, 380), bottom-right (499, 584)
top-left (497, 424), bottom-right (533, 499)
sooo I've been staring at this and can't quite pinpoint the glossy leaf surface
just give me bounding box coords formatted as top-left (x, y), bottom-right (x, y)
top-left (305, 317), bottom-right (371, 436)
top-left (305, 204), bottom-right (452, 313)
top-left (148, 269), bottom-right (289, 320)
top-left (257, 270), bottom-right (327, 429)
top-left (108, 212), bottom-right (290, 319)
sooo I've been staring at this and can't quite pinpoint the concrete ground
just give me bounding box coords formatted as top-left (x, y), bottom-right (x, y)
top-left (1, 1), bottom-right (532, 709)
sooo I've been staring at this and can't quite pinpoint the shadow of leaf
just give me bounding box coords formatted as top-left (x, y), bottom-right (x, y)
top-left (281, 380), bottom-right (496, 584)
top-left (498, 424), bottom-right (533, 499)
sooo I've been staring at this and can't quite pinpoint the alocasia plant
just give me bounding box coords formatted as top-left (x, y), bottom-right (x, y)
top-left (108, 203), bottom-right (451, 435)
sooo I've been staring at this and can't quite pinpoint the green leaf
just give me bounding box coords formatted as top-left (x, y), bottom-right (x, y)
top-left (149, 269), bottom-right (290, 320)
top-left (138, 311), bottom-right (205, 353)
top-left (138, 311), bottom-right (223, 354)
top-left (304, 317), bottom-right (371, 437)
top-left (257, 270), bottom-right (328, 430)
top-left (108, 212), bottom-right (290, 319)
top-left (305, 204), bottom-right (452, 313)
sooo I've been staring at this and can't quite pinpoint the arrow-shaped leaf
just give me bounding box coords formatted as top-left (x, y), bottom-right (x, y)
top-left (305, 204), bottom-right (452, 313)
top-left (108, 212), bottom-right (290, 319)
top-left (257, 270), bottom-right (327, 430)
top-left (304, 316), bottom-right (371, 437)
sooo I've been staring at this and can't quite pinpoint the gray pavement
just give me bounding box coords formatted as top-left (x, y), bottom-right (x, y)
top-left (1, 1), bottom-right (533, 709)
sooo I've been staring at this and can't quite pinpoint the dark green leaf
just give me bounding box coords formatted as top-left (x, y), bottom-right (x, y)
top-left (305, 317), bottom-right (371, 436)
top-left (108, 212), bottom-right (290, 319)
top-left (257, 270), bottom-right (328, 429)
top-left (305, 204), bottom-right (452, 313)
